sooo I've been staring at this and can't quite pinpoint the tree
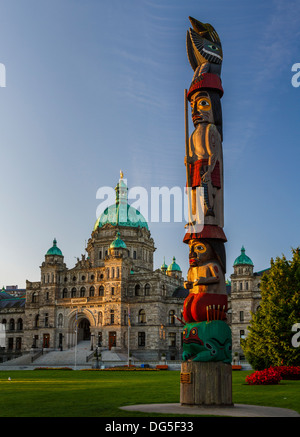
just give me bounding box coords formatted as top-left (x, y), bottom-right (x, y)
top-left (241, 248), bottom-right (300, 370)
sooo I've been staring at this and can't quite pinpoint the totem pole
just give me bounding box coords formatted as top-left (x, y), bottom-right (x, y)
top-left (180, 17), bottom-right (232, 406)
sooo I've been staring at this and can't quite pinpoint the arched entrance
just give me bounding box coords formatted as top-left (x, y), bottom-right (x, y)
top-left (78, 318), bottom-right (91, 341)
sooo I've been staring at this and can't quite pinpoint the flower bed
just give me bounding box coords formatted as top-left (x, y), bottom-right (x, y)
top-left (33, 367), bottom-right (73, 371)
top-left (272, 366), bottom-right (300, 380)
top-left (246, 367), bottom-right (282, 385)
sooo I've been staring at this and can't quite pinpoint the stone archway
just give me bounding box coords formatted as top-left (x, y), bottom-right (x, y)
top-left (78, 318), bottom-right (91, 341)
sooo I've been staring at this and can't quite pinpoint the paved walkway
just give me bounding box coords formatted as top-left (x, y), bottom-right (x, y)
top-left (120, 403), bottom-right (300, 417)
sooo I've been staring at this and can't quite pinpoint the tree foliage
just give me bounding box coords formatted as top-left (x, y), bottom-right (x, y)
top-left (241, 248), bottom-right (300, 370)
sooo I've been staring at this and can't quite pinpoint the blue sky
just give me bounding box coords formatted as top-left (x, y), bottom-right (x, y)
top-left (0, 0), bottom-right (300, 288)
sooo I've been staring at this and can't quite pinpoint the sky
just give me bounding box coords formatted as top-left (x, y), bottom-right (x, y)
top-left (0, 0), bottom-right (300, 288)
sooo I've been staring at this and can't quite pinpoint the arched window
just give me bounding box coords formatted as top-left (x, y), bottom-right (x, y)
top-left (99, 286), bottom-right (104, 297)
top-left (80, 287), bottom-right (85, 297)
top-left (169, 310), bottom-right (175, 325)
top-left (89, 286), bottom-right (95, 297)
top-left (9, 319), bottom-right (15, 331)
top-left (135, 284), bottom-right (141, 296)
top-left (17, 318), bottom-right (23, 331)
top-left (62, 288), bottom-right (68, 298)
top-left (58, 314), bottom-right (63, 327)
top-left (111, 268), bottom-right (115, 278)
top-left (32, 292), bottom-right (37, 303)
top-left (71, 288), bottom-right (76, 298)
top-left (138, 309), bottom-right (146, 324)
top-left (144, 283), bottom-right (150, 296)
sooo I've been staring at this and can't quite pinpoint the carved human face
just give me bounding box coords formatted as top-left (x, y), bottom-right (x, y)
top-left (188, 239), bottom-right (213, 266)
top-left (190, 91), bottom-right (214, 126)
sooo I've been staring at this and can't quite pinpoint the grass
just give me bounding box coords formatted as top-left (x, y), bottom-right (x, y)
top-left (0, 369), bottom-right (299, 417)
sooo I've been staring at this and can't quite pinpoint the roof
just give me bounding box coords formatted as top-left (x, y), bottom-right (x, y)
top-left (167, 257), bottom-right (181, 272)
top-left (233, 246), bottom-right (253, 266)
top-left (0, 289), bottom-right (25, 309)
top-left (110, 231), bottom-right (127, 249)
top-left (46, 239), bottom-right (63, 256)
top-left (94, 176), bottom-right (148, 231)
top-left (172, 286), bottom-right (189, 298)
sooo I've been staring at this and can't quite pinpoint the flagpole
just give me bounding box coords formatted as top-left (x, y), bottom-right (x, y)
top-left (127, 304), bottom-right (130, 367)
top-left (75, 309), bottom-right (78, 370)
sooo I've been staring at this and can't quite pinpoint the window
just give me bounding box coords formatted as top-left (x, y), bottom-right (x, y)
top-left (135, 284), bottom-right (141, 296)
top-left (45, 313), bottom-right (49, 327)
top-left (145, 283), bottom-right (150, 296)
top-left (89, 286), bottom-right (95, 297)
top-left (34, 315), bottom-right (39, 328)
top-left (17, 318), bottom-right (23, 331)
top-left (80, 287), bottom-right (85, 297)
top-left (240, 311), bottom-right (244, 322)
top-left (246, 282), bottom-right (249, 290)
top-left (111, 287), bottom-right (115, 295)
top-left (110, 310), bottom-right (114, 324)
top-left (168, 332), bottom-right (176, 347)
top-left (240, 330), bottom-right (245, 340)
top-left (99, 286), bottom-right (104, 297)
top-left (239, 282), bottom-right (243, 291)
top-left (32, 292), bottom-right (37, 303)
top-left (9, 319), bottom-right (15, 331)
top-left (62, 288), bottom-right (68, 298)
top-left (133, 250), bottom-right (137, 260)
top-left (71, 288), bottom-right (76, 298)
top-left (138, 309), bottom-right (146, 324)
top-left (116, 267), bottom-right (120, 278)
top-left (138, 332), bottom-right (145, 347)
top-left (111, 268), bottom-right (115, 279)
top-left (169, 310), bottom-right (176, 325)
top-left (46, 292), bottom-right (49, 301)
top-left (99, 250), bottom-right (102, 259)
top-left (58, 314), bottom-right (63, 327)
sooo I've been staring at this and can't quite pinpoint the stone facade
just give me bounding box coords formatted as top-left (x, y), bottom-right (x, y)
top-left (228, 246), bottom-right (269, 362)
top-left (1, 177), bottom-right (187, 362)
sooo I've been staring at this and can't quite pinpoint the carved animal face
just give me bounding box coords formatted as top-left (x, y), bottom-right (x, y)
top-left (182, 321), bottom-right (232, 363)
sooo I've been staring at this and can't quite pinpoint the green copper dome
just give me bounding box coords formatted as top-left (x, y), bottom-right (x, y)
top-left (94, 175), bottom-right (148, 231)
top-left (46, 239), bottom-right (63, 256)
top-left (167, 256), bottom-right (181, 272)
top-left (233, 246), bottom-right (253, 266)
top-left (110, 232), bottom-right (127, 249)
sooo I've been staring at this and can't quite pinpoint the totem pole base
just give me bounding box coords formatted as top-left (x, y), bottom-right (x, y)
top-left (180, 361), bottom-right (233, 407)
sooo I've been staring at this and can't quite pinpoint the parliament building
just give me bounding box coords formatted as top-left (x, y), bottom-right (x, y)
top-left (0, 175), bottom-right (187, 363)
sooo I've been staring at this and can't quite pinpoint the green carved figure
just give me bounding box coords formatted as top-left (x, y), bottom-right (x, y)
top-left (182, 320), bottom-right (232, 363)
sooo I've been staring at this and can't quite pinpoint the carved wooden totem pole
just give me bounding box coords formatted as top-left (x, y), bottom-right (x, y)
top-left (180, 17), bottom-right (232, 407)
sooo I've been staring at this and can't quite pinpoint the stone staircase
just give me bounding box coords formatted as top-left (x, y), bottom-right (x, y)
top-left (0, 342), bottom-right (137, 369)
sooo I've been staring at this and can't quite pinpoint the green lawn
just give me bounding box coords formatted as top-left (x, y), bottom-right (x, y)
top-left (0, 369), bottom-right (299, 417)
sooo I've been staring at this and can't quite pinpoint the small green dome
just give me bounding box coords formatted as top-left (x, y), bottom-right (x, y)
top-left (233, 246), bottom-right (253, 266)
top-left (167, 256), bottom-right (181, 272)
top-left (46, 239), bottom-right (63, 256)
top-left (161, 257), bottom-right (168, 271)
top-left (110, 232), bottom-right (127, 249)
